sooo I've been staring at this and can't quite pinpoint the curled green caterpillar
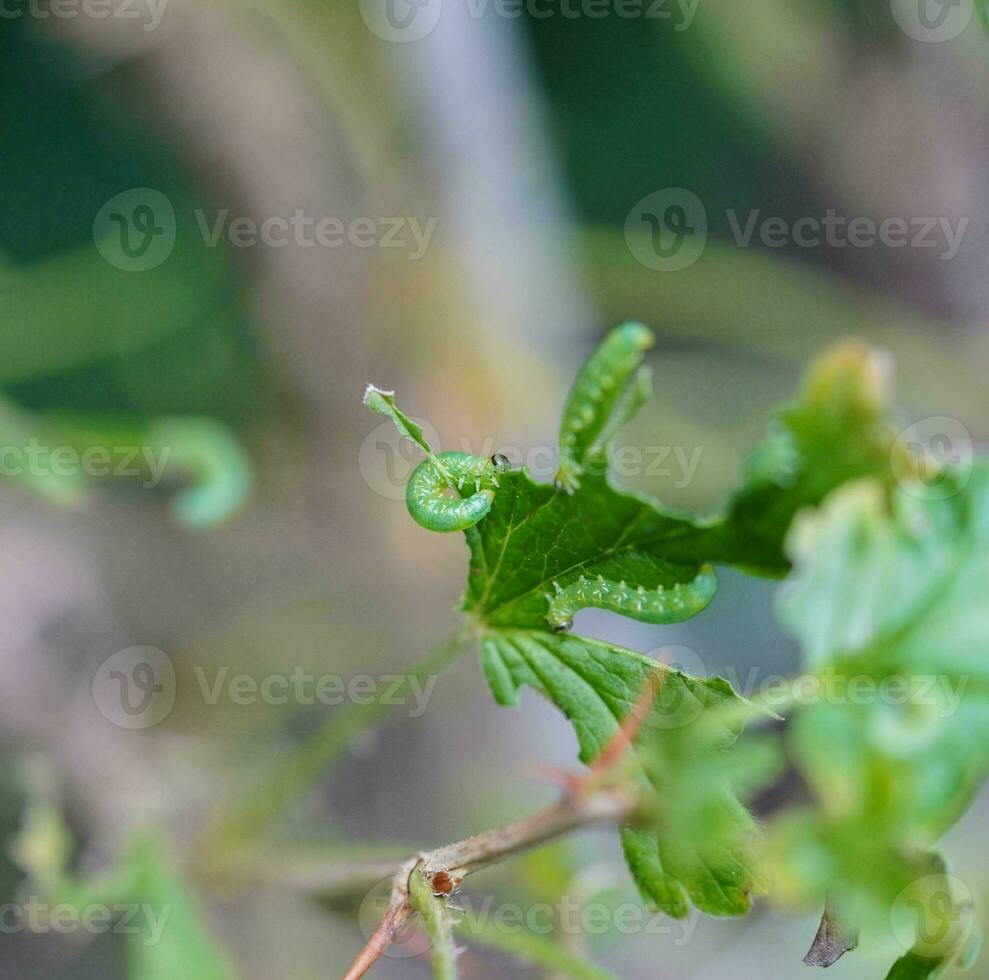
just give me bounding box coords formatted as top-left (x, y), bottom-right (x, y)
top-left (546, 564), bottom-right (718, 633)
top-left (406, 451), bottom-right (511, 532)
top-left (556, 322), bottom-right (654, 494)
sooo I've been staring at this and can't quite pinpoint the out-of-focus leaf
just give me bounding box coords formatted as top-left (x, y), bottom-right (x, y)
top-left (773, 471), bottom-right (989, 969)
top-left (631, 709), bottom-right (782, 919)
top-left (708, 340), bottom-right (908, 573)
top-left (803, 897), bottom-right (859, 967)
top-left (124, 839), bottom-right (235, 980)
top-left (12, 793), bottom-right (234, 980)
top-left (883, 855), bottom-right (981, 980)
top-left (2, 411), bottom-right (252, 529)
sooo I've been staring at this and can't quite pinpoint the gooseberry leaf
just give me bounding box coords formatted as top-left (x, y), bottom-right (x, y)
top-left (882, 854), bottom-right (982, 980)
top-left (774, 470), bottom-right (989, 973)
top-left (366, 329), bottom-right (915, 923)
top-left (481, 629), bottom-right (768, 917)
top-left (463, 340), bottom-right (907, 635)
top-left (705, 340), bottom-right (909, 573)
top-left (364, 383), bottom-right (453, 485)
top-left (462, 468), bottom-right (718, 632)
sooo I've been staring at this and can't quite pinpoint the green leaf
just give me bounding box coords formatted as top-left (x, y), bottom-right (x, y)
top-left (481, 630), bottom-right (768, 917)
top-left (709, 340), bottom-right (908, 573)
top-left (455, 339), bottom-right (903, 917)
top-left (773, 470), bottom-right (989, 961)
top-left (364, 383), bottom-right (453, 485)
top-left (12, 795), bottom-right (235, 980)
top-left (463, 468), bottom-right (718, 632)
top-left (450, 327), bottom-right (720, 634)
top-left (632, 709), bottom-right (781, 919)
top-left (883, 855), bottom-right (981, 980)
top-left (125, 839), bottom-right (235, 980)
top-left (463, 340), bottom-right (907, 636)
top-left (885, 951), bottom-right (951, 980)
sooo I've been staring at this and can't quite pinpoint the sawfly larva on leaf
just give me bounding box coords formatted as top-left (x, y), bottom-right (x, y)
top-left (406, 451), bottom-right (511, 532)
top-left (556, 322), bottom-right (654, 494)
top-left (546, 564), bottom-right (717, 632)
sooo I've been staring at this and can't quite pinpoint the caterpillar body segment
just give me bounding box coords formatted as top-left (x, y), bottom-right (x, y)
top-left (546, 564), bottom-right (718, 633)
top-left (556, 322), bottom-right (655, 494)
top-left (406, 451), bottom-right (511, 532)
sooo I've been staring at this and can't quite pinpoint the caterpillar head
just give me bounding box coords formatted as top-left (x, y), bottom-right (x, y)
top-left (490, 453), bottom-right (511, 473)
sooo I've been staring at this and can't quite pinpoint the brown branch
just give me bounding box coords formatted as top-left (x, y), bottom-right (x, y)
top-left (339, 786), bottom-right (637, 979)
top-left (243, 854), bottom-right (408, 900)
top-left (342, 856), bottom-right (419, 980)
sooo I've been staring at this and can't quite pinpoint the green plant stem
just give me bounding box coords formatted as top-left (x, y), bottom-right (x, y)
top-left (456, 916), bottom-right (617, 980)
top-left (202, 626), bottom-right (472, 864)
top-left (409, 864), bottom-right (459, 980)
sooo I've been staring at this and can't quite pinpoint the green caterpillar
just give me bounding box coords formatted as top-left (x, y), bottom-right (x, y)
top-left (406, 451), bottom-right (511, 532)
top-left (556, 322), bottom-right (654, 494)
top-left (546, 564), bottom-right (718, 633)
